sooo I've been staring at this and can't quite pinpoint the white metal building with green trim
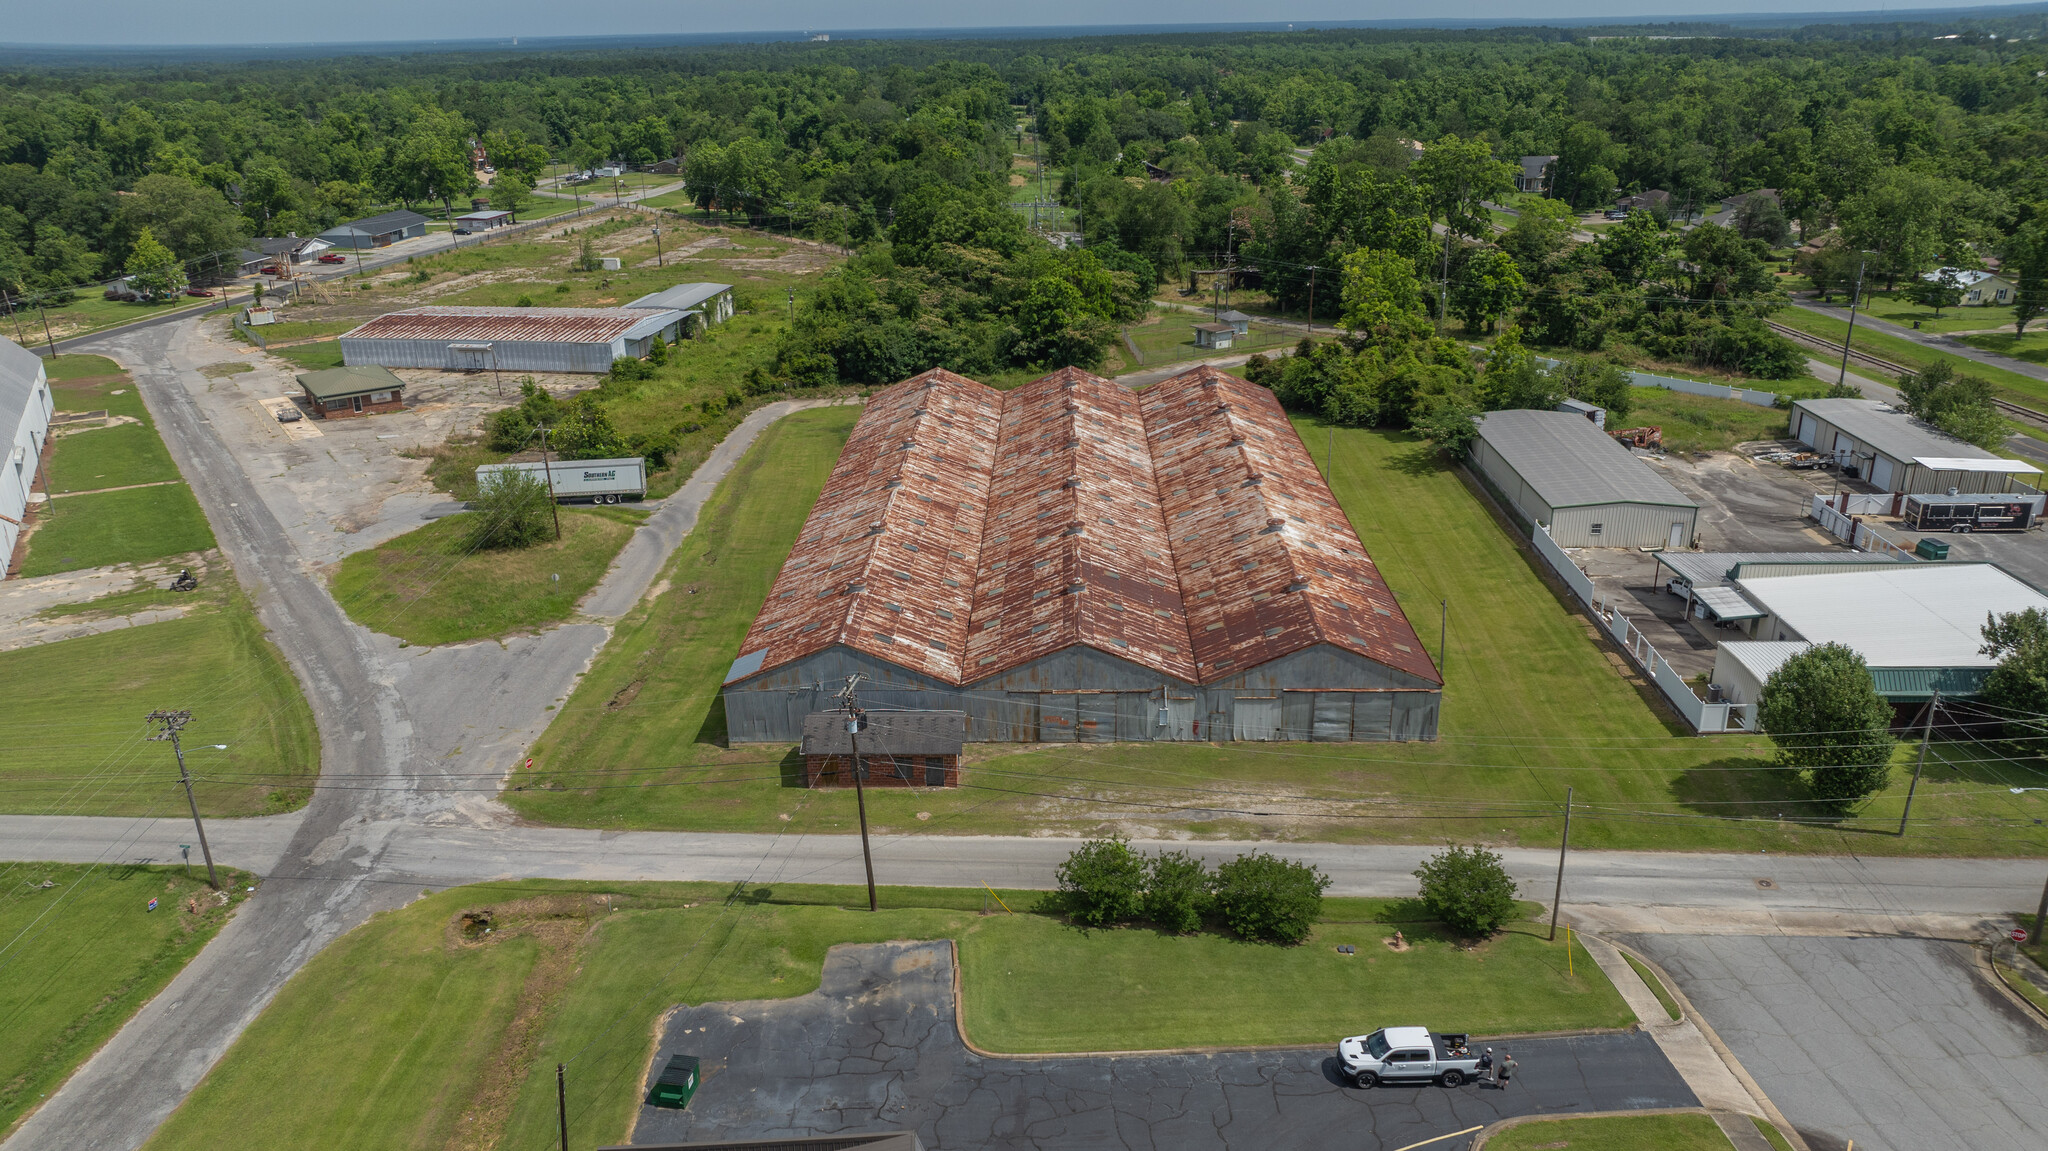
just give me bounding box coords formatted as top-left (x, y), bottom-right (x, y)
top-left (1470, 409), bottom-right (1699, 548)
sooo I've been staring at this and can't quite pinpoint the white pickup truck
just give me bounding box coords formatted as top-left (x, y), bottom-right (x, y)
top-left (1335, 1027), bottom-right (1483, 1088)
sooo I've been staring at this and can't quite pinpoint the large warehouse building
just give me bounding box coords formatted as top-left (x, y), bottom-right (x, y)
top-left (1789, 397), bottom-right (2040, 493)
top-left (340, 306), bottom-right (687, 374)
top-left (1708, 562), bottom-right (2048, 707)
top-left (1470, 408), bottom-right (1699, 548)
top-left (721, 365), bottom-right (1444, 745)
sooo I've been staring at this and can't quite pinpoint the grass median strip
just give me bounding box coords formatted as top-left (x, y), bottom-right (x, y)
top-left (0, 864), bottom-right (257, 1140)
top-left (1486, 1113), bottom-right (1733, 1150)
top-left (139, 881), bottom-right (1629, 1151)
top-left (330, 507), bottom-right (639, 647)
top-left (1623, 952), bottom-right (1683, 1021)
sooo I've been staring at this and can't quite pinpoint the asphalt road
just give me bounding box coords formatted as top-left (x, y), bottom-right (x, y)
top-left (1625, 935), bottom-right (2048, 1151)
top-left (0, 322), bottom-right (824, 1151)
top-left (630, 941), bottom-right (1695, 1150)
top-left (1793, 299), bottom-right (2048, 386)
top-left (8, 813), bottom-right (2046, 936)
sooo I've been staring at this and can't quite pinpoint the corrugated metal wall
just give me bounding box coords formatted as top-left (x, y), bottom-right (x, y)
top-left (1468, 437), bottom-right (1553, 529)
top-left (1798, 410), bottom-right (2014, 495)
top-left (1549, 503), bottom-right (1697, 548)
top-left (340, 336), bottom-right (622, 374)
top-left (723, 641), bottom-right (1441, 744)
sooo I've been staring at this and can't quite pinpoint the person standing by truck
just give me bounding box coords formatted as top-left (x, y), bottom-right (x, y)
top-left (1476, 1048), bottom-right (1493, 1083)
top-left (1497, 1052), bottom-right (1517, 1089)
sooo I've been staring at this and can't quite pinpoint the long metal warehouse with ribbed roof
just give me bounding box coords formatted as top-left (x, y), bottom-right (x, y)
top-left (721, 365), bottom-right (1443, 744)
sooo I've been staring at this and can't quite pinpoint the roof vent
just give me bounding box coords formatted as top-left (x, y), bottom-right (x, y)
top-left (1229, 436), bottom-right (1245, 446)
top-left (1066, 581), bottom-right (1085, 594)
top-left (1241, 474), bottom-right (1264, 487)
top-left (1213, 403), bottom-right (1231, 415)
top-left (1063, 475), bottom-right (1081, 488)
top-left (1287, 579), bottom-right (1311, 592)
top-left (1062, 521), bottom-right (1085, 536)
top-left (867, 522), bottom-right (885, 535)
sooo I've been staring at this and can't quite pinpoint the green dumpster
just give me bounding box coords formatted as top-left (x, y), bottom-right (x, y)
top-left (645, 1054), bottom-right (700, 1110)
top-left (1915, 537), bottom-right (1950, 561)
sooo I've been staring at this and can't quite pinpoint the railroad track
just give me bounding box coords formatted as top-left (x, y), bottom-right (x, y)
top-left (1764, 318), bottom-right (2048, 430)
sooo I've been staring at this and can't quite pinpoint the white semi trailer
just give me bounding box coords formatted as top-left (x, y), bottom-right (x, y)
top-left (475, 457), bottom-right (647, 504)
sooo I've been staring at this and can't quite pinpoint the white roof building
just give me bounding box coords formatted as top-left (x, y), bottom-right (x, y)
top-left (1711, 563), bottom-right (2048, 705)
top-left (1, 336), bottom-right (53, 567)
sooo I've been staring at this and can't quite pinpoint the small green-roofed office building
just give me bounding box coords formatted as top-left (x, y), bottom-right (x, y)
top-left (297, 365), bottom-right (406, 419)
top-left (1471, 409), bottom-right (1699, 548)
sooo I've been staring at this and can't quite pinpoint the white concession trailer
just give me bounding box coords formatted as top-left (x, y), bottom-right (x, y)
top-left (476, 457), bottom-right (647, 503)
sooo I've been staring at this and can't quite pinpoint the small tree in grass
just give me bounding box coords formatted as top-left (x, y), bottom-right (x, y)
top-left (1143, 850), bottom-right (1211, 934)
top-left (468, 467), bottom-right (554, 550)
top-left (1056, 836), bottom-right (1145, 927)
top-left (1758, 641), bottom-right (1896, 811)
top-left (1414, 844), bottom-right (1519, 937)
top-left (1211, 851), bottom-right (1329, 944)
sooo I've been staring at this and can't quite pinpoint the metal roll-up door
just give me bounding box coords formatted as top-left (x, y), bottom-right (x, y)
top-left (1159, 694), bottom-right (1197, 741)
top-left (1075, 693), bottom-right (1115, 743)
top-left (1039, 694), bottom-right (1077, 742)
top-left (1234, 697), bottom-right (1281, 742)
top-left (1353, 694), bottom-right (1393, 741)
top-left (1281, 692), bottom-right (1315, 741)
top-left (1796, 413), bottom-right (1816, 446)
top-left (1311, 694), bottom-right (1353, 742)
top-left (1869, 456), bottom-right (1895, 490)
top-left (1116, 693), bottom-right (1151, 740)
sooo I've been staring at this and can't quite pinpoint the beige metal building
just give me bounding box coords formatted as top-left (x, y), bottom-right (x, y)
top-left (1789, 397), bottom-right (2040, 493)
top-left (1470, 409), bottom-right (1699, 548)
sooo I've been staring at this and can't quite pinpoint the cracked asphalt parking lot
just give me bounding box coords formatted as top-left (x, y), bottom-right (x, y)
top-left (1625, 935), bottom-right (2048, 1151)
top-left (628, 941), bottom-right (1694, 1150)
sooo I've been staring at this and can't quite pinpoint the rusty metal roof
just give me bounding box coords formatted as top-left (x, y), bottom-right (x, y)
top-left (732, 364), bottom-right (1440, 689)
top-left (342, 306), bottom-right (680, 344)
top-left (732, 369), bottom-right (1001, 683)
top-left (1138, 366), bottom-right (1441, 686)
top-left (962, 367), bottom-right (1198, 682)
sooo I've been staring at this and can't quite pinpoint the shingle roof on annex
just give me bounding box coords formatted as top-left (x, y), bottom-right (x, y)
top-left (729, 364), bottom-right (1441, 688)
top-left (1476, 408), bottom-right (1698, 511)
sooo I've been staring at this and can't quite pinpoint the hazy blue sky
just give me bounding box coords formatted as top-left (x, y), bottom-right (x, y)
top-left (2, 0), bottom-right (2026, 46)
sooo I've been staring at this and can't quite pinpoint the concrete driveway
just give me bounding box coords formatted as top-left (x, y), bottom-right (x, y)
top-left (1623, 935), bottom-right (2048, 1151)
top-left (630, 941), bottom-right (1696, 1151)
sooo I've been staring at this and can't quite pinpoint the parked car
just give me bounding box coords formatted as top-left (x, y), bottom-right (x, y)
top-left (483, 165), bottom-right (496, 173)
top-left (317, 253), bottom-right (348, 264)
top-left (1336, 1028), bottom-right (1484, 1088)
top-left (104, 287), bottom-right (139, 301)
top-left (260, 264), bottom-right (284, 276)
top-left (184, 287), bottom-right (214, 298)
top-left (453, 228), bottom-right (472, 235)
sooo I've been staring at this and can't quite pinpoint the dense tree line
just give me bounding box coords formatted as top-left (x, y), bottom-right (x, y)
top-left (2, 18), bottom-right (2044, 386)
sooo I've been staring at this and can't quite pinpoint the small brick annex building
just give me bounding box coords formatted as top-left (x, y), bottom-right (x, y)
top-left (296, 365), bottom-right (406, 419)
top-left (721, 365), bottom-right (1443, 744)
top-left (801, 710), bottom-right (966, 788)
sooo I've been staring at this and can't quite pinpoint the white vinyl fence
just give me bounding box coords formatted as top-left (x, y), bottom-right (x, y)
top-left (1531, 524), bottom-right (1744, 733)
top-left (1808, 494), bottom-right (1918, 561)
top-left (1628, 370), bottom-right (1782, 410)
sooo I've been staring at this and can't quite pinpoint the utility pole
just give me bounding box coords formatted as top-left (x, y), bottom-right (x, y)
top-left (838, 675), bottom-right (880, 912)
top-left (1306, 266), bottom-right (1318, 334)
top-left (537, 426), bottom-right (563, 541)
top-left (36, 295), bottom-right (56, 357)
top-left (1439, 599), bottom-right (1448, 677)
top-left (147, 710), bottom-right (218, 891)
top-left (2031, 875), bottom-right (2048, 946)
top-left (556, 1063), bottom-right (569, 1151)
top-left (1838, 252), bottom-right (1870, 388)
top-left (653, 224), bottom-right (664, 267)
top-left (1549, 786), bottom-right (1573, 941)
top-left (1898, 689), bottom-right (1938, 835)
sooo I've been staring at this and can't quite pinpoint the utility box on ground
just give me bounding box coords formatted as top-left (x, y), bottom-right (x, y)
top-left (1915, 537), bottom-right (1951, 561)
top-left (645, 1054), bottom-right (700, 1110)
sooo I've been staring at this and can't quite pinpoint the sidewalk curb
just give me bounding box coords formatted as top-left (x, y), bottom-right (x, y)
top-left (1603, 937), bottom-right (1810, 1151)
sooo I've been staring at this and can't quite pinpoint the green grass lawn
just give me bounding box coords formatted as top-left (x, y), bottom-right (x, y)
top-left (1772, 305), bottom-right (2048, 409)
top-left (268, 340), bottom-right (345, 371)
top-left (24, 293), bottom-right (215, 344)
top-left (0, 575), bottom-right (319, 817)
top-left (329, 507), bottom-right (639, 646)
top-left (24, 356), bottom-right (217, 576)
top-left (1957, 330), bottom-right (2048, 366)
top-left (1838, 288), bottom-right (2019, 335)
top-left (504, 404), bottom-right (2047, 856)
top-left (19, 483), bottom-right (215, 577)
top-left (1124, 309), bottom-right (1297, 366)
top-left (44, 425), bottom-right (183, 492)
top-left (1626, 387), bottom-right (1790, 452)
top-left (236, 318), bottom-right (358, 343)
top-left (139, 881), bottom-right (1627, 1151)
top-left (0, 864), bottom-right (257, 1139)
top-left (1488, 1113), bottom-right (1732, 1151)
